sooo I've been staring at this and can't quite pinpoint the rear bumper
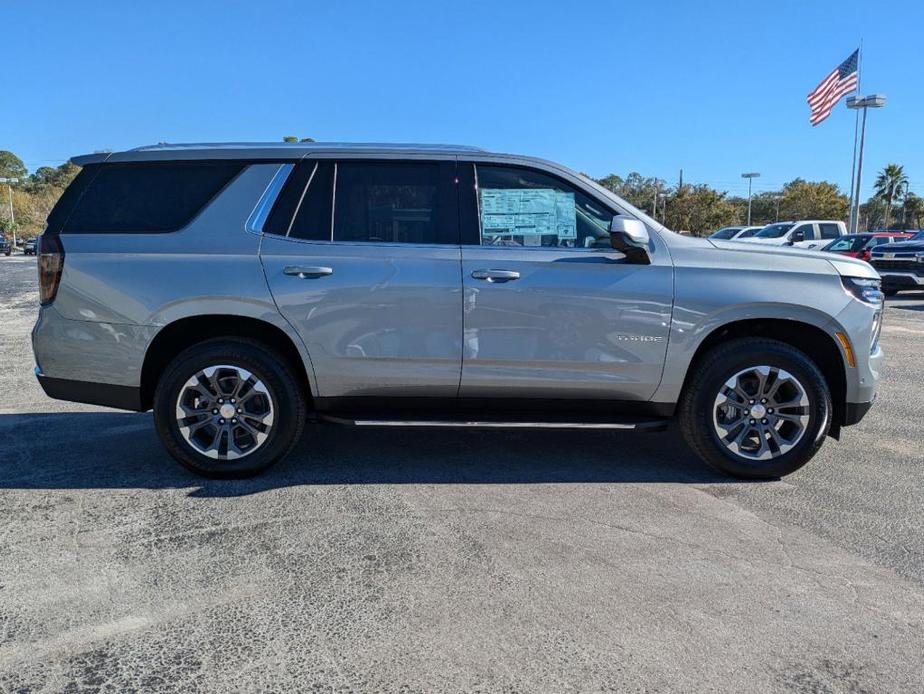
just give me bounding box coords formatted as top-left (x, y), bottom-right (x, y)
top-left (35, 368), bottom-right (144, 411)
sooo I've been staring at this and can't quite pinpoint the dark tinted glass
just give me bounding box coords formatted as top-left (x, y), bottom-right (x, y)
top-left (63, 162), bottom-right (243, 233)
top-left (44, 164), bottom-right (100, 236)
top-left (263, 162), bottom-right (316, 237)
top-left (288, 162), bottom-right (334, 240)
top-left (710, 227), bottom-right (741, 239)
top-left (819, 223), bottom-right (841, 239)
top-left (333, 162), bottom-right (453, 244)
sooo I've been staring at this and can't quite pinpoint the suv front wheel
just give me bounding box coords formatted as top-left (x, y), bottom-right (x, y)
top-left (153, 338), bottom-right (306, 478)
top-left (679, 338), bottom-right (832, 479)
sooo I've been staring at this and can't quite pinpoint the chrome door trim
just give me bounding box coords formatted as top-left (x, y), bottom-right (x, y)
top-left (285, 162), bottom-right (319, 237)
top-left (245, 163), bottom-right (294, 235)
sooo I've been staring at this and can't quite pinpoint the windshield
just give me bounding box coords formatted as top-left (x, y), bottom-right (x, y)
top-left (825, 235), bottom-right (869, 252)
top-left (710, 227), bottom-right (742, 240)
top-left (755, 222), bottom-right (794, 239)
top-left (911, 231), bottom-right (924, 241)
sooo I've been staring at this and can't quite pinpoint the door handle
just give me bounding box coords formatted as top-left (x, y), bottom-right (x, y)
top-left (471, 269), bottom-right (520, 283)
top-left (284, 265), bottom-right (333, 278)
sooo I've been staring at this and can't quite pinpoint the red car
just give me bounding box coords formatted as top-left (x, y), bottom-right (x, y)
top-left (821, 232), bottom-right (914, 262)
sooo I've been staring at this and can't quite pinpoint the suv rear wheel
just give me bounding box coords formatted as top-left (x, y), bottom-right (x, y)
top-left (153, 338), bottom-right (306, 478)
top-left (679, 338), bottom-right (832, 479)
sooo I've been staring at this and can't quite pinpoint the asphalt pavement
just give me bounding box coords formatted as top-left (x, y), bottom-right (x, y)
top-left (1, 254), bottom-right (922, 692)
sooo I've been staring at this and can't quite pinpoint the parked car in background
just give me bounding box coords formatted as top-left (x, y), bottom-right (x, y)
top-left (821, 232), bottom-right (913, 262)
top-left (708, 225), bottom-right (763, 241)
top-left (0, 238), bottom-right (10, 256)
top-left (23, 239), bottom-right (38, 255)
top-left (870, 230), bottom-right (924, 296)
top-left (737, 220), bottom-right (846, 250)
top-left (32, 141), bottom-right (883, 481)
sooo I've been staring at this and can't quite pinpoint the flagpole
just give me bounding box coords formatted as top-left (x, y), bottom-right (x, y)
top-left (848, 41), bottom-right (863, 233)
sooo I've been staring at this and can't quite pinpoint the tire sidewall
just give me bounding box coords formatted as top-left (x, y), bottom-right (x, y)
top-left (688, 342), bottom-right (831, 479)
top-left (154, 340), bottom-right (303, 478)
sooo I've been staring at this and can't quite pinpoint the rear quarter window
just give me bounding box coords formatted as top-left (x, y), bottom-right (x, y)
top-left (62, 162), bottom-right (243, 233)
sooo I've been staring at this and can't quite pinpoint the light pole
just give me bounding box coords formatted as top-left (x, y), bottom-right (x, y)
top-left (0, 177), bottom-right (18, 247)
top-left (741, 172), bottom-right (760, 225)
top-left (847, 94), bottom-right (886, 233)
top-left (772, 194), bottom-right (782, 222)
top-left (658, 192), bottom-right (668, 222)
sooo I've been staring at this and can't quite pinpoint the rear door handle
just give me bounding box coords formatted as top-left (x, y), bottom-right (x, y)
top-left (284, 265), bottom-right (333, 278)
top-left (471, 269), bottom-right (520, 283)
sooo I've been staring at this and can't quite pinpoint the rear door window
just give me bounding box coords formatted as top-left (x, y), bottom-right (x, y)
top-left (819, 223), bottom-right (841, 240)
top-left (332, 161), bottom-right (457, 244)
top-left (263, 161), bottom-right (334, 240)
top-left (63, 162), bottom-right (243, 233)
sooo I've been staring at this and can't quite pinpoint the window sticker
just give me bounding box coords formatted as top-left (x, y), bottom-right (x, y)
top-left (480, 188), bottom-right (576, 240)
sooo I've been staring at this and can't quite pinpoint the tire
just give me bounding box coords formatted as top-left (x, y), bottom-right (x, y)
top-left (679, 338), bottom-right (832, 479)
top-left (153, 338), bottom-right (306, 478)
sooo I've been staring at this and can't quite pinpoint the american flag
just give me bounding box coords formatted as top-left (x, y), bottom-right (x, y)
top-left (807, 50), bottom-right (859, 126)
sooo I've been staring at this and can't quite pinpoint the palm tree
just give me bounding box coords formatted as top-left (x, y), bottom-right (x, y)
top-left (873, 164), bottom-right (909, 229)
top-left (904, 192), bottom-right (924, 230)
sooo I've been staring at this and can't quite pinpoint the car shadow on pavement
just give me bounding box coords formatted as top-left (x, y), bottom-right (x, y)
top-left (0, 412), bottom-right (739, 496)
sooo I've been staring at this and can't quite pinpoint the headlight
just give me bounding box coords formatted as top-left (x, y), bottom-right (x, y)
top-left (917, 252), bottom-right (924, 264)
top-left (842, 276), bottom-right (884, 304)
top-left (870, 310), bottom-right (882, 353)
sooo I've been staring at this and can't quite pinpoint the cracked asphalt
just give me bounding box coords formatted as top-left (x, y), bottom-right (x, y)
top-left (1, 254), bottom-right (922, 692)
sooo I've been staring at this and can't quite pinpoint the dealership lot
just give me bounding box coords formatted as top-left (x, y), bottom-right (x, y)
top-left (1, 255), bottom-right (922, 691)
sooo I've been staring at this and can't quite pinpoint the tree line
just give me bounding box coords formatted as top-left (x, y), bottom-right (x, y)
top-left (0, 147), bottom-right (919, 241)
top-left (591, 164), bottom-right (921, 234)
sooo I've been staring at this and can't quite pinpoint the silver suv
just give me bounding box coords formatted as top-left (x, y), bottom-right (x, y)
top-left (32, 142), bottom-right (883, 479)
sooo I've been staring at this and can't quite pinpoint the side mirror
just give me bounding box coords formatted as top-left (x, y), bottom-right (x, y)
top-left (788, 229), bottom-right (805, 244)
top-left (609, 216), bottom-right (651, 264)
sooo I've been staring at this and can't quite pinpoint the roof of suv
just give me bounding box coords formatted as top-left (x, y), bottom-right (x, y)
top-left (71, 142), bottom-right (491, 166)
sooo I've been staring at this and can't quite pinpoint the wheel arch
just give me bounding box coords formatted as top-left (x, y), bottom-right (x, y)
top-left (678, 318), bottom-right (848, 436)
top-left (140, 314), bottom-right (314, 411)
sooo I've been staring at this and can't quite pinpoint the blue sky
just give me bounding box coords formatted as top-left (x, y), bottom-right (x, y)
top-left (4, 0), bottom-right (921, 199)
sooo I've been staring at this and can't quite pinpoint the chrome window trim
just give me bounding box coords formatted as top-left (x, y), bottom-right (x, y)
top-left (245, 163), bottom-right (294, 235)
top-left (330, 163), bottom-right (338, 241)
top-left (285, 162), bottom-right (319, 238)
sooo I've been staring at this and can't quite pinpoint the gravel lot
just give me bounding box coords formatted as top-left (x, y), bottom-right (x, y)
top-left (1, 254), bottom-right (922, 692)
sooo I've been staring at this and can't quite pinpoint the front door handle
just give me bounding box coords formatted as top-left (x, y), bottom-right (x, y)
top-left (284, 265), bottom-right (333, 279)
top-left (471, 269), bottom-right (520, 283)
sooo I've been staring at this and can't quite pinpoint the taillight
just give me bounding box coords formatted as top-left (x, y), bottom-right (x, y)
top-left (860, 249), bottom-right (872, 262)
top-left (38, 234), bottom-right (64, 305)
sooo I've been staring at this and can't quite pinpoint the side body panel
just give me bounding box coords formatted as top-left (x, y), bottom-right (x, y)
top-left (459, 246), bottom-right (674, 400)
top-left (260, 237), bottom-right (463, 397)
top-left (32, 164), bottom-right (316, 391)
top-left (651, 237), bottom-right (873, 406)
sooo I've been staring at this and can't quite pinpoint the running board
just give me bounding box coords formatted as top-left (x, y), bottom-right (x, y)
top-left (319, 415), bottom-right (668, 431)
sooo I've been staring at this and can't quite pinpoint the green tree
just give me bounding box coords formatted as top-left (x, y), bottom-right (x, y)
top-left (282, 136), bottom-right (315, 143)
top-left (27, 162), bottom-right (79, 191)
top-left (665, 184), bottom-right (738, 236)
top-left (902, 192), bottom-right (923, 229)
top-left (594, 172), bottom-right (666, 214)
top-left (0, 151), bottom-right (27, 180)
top-left (778, 179), bottom-right (848, 221)
top-left (873, 164), bottom-right (908, 229)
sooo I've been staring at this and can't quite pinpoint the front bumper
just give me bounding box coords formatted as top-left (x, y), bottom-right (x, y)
top-left (844, 398), bottom-right (875, 426)
top-left (879, 272), bottom-right (924, 289)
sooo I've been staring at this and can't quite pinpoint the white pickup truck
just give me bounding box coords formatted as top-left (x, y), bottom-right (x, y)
top-left (737, 220), bottom-right (847, 250)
